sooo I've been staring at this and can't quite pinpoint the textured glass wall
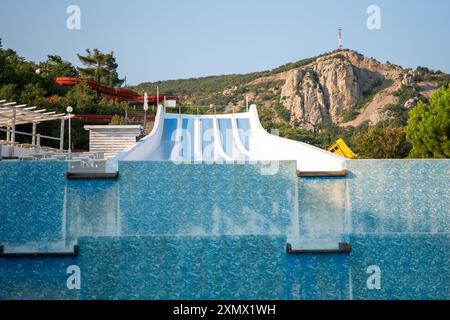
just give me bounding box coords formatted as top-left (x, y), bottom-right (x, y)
top-left (0, 160), bottom-right (448, 299)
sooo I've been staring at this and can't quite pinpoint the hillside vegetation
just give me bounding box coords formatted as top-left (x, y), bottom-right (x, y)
top-left (134, 54), bottom-right (328, 109)
top-left (1, 39), bottom-right (449, 159)
top-left (134, 50), bottom-right (450, 158)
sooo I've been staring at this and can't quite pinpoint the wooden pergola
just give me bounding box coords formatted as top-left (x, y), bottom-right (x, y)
top-left (0, 100), bottom-right (73, 151)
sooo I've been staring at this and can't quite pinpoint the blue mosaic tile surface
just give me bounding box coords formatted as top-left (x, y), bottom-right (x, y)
top-left (0, 160), bottom-right (449, 300)
top-left (118, 161), bottom-right (299, 237)
top-left (349, 234), bottom-right (450, 300)
top-left (298, 160), bottom-right (450, 239)
top-left (0, 162), bottom-right (68, 248)
top-left (347, 160), bottom-right (450, 234)
top-left (78, 235), bottom-right (349, 300)
top-left (0, 257), bottom-right (79, 300)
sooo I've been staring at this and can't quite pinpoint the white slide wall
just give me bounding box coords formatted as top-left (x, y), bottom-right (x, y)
top-left (106, 105), bottom-right (346, 173)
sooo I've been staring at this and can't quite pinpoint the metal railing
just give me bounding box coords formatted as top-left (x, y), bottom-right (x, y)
top-left (0, 128), bottom-right (61, 152)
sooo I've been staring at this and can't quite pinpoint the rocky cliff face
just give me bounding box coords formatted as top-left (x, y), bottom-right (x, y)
top-left (137, 50), bottom-right (444, 128)
top-left (279, 51), bottom-right (406, 128)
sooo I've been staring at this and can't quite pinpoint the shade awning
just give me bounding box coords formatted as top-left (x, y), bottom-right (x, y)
top-left (0, 100), bottom-right (73, 126)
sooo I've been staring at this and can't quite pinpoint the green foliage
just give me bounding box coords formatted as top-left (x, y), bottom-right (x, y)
top-left (0, 45), bottom-right (77, 99)
top-left (0, 40), bottom-right (447, 158)
top-left (258, 109), bottom-right (362, 152)
top-left (41, 55), bottom-right (77, 77)
top-left (0, 83), bottom-right (18, 101)
top-left (136, 73), bottom-right (261, 106)
top-left (414, 66), bottom-right (450, 87)
top-left (383, 103), bottom-right (409, 126)
top-left (70, 119), bottom-right (89, 149)
top-left (97, 98), bottom-right (128, 115)
top-left (274, 105), bottom-right (291, 123)
top-left (109, 115), bottom-right (125, 125)
top-left (341, 109), bottom-right (359, 122)
top-left (393, 86), bottom-right (420, 105)
top-left (0, 47), bottom-right (40, 91)
top-left (266, 56), bottom-right (318, 75)
top-left (179, 106), bottom-right (200, 114)
top-left (407, 85), bottom-right (450, 158)
top-left (133, 53), bottom-right (324, 107)
top-left (61, 82), bottom-right (97, 113)
top-left (38, 55), bottom-right (79, 96)
top-left (257, 106), bottom-right (277, 129)
top-left (258, 112), bottom-right (414, 159)
top-left (353, 127), bottom-right (412, 159)
top-left (355, 79), bottom-right (383, 111)
top-left (19, 83), bottom-right (47, 107)
top-left (355, 94), bottom-right (373, 110)
top-left (77, 49), bottom-right (124, 87)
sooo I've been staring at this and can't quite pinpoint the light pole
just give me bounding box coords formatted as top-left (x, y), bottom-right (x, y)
top-left (245, 93), bottom-right (249, 112)
top-left (156, 86), bottom-right (159, 106)
top-left (66, 106), bottom-right (73, 154)
top-left (143, 92), bottom-right (149, 133)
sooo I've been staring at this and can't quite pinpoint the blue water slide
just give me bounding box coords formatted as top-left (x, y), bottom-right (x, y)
top-left (201, 118), bottom-right (215, 162)
top-left (218, 118), bottom-right (247, 160)
top-left (218, 118), bottom-right (233, 156)
top-left (150, 118), bottom-right (178, 160)
top-left (236, 118), bottom-right (251, 151)
top-left (180, 118), bottom-right (195, 161)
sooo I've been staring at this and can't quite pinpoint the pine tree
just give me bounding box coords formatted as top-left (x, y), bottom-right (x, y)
top-left (77, 49), bottom-right (124, 87)
top-left (407, 85), bottom-right (450, 158)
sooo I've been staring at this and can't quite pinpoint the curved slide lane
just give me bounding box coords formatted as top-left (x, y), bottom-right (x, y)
top-left (107, 106), bottom-right (346, 174)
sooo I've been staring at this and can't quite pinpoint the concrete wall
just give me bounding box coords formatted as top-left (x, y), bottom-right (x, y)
top-left (84, 125), bottom-right (142, 159)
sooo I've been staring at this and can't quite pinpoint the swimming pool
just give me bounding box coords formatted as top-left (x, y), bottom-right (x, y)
top-left (0, 160), bottom-right (449, 299)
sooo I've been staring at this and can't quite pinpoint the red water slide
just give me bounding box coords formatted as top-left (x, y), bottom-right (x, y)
top-left (55, 77), bottom-right (177, 105)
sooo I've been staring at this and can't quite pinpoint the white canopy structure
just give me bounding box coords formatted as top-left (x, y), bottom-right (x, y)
top-left (0, 99), bottom-right (73, 153)
top-left (107, 105), bottom-right (346, 176)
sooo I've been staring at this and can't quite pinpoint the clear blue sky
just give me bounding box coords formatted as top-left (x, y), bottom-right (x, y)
top-left (1, 0), bottom-right (449, 85)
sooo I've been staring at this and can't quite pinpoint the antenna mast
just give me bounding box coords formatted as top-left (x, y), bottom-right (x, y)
top-left (338, 29), bottom-right (343, 50)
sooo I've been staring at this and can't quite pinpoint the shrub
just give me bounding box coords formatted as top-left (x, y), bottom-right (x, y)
top-left (342, 109), bottom-right (359, 122)
top-left (353, 127), bottom-right (412, 159)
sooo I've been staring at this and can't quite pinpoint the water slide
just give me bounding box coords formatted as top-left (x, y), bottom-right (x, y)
top-left (106, 105), bottom-right (346, 174)
top-left (55, 77), bottom-right (177, 104)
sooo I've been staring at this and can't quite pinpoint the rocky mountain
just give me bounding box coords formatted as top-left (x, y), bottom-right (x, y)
top-left (135, 50), bottom-right (449, 129)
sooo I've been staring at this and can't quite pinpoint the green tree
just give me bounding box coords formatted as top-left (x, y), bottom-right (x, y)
top-left (62, 82), bottom-right (97, 113)
top-left (77, 49), bottom-right (124, 87)
top-left (39, 55), bottom-right (77, 78)
top-left (0, 47), bottom-right (39, 89)
top-left (0, 83), bottom-right (18, 101)
top-left (97, 97), bottom-right (125, 115)
top-left (406, 85), bottom-right (450, 158)
top-left (37, 55), bottom-right (78, 96)
top-left (19, 83), bottom-right (46, 107)
top-left (353, 126), bottom-right (412, 159)
top-left (109, 115), bottom-right (125, 125)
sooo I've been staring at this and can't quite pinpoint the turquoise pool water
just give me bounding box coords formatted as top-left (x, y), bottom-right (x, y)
top-left (0, 160), bottom-right (449, 299)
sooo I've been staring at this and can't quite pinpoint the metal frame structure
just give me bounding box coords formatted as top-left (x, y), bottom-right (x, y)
top-left (0, 99), bottom-right (73, 152)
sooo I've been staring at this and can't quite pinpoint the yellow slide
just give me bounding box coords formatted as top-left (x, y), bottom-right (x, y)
top-left (327, 139), bottom-right (357, 159)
